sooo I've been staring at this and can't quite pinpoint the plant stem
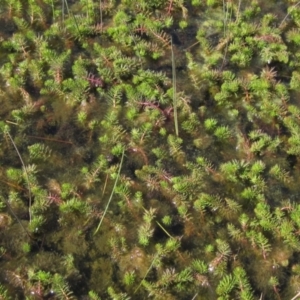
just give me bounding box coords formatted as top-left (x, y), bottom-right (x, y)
top-left (291, 291), bottom-right (300, 300)
top-left (6, 131), bottom-right (32, 223)
top-left (4, 198), bottom-right (33, 240)
top-left (51, 0), bottom-right (55, 22)
top-left (191, 293), bottom-right (198, 300)
top-left (156, 221), bottom-right (173, 238)
top-left (63, 0), bottom-right (81, 37)
top-left (94, 149), bottom-right (125, 235)
top-left (27, 135), bottom-right (73, 144)
top-left (134, 253), bottom-right (159, 294)
top-left (280, 1), bottom-right (300, 27)
top-left (99, 0), bottom-right (103, 32)
top-left (171, 38), bottom-right (179, 137)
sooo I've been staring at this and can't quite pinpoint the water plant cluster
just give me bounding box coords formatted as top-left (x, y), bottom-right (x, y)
top-left (1, 0), bottom-right (300, 299)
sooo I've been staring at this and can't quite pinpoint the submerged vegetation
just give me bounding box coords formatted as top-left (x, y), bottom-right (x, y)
top-left (1, 0), bottom-right (300, 299)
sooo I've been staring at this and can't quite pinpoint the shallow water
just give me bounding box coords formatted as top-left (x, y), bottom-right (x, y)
top-left (0, 0), bottom-right (300, 299)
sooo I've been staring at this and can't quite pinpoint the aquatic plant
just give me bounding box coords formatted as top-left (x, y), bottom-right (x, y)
top-left (2, 0), bottom-right (300, 299)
